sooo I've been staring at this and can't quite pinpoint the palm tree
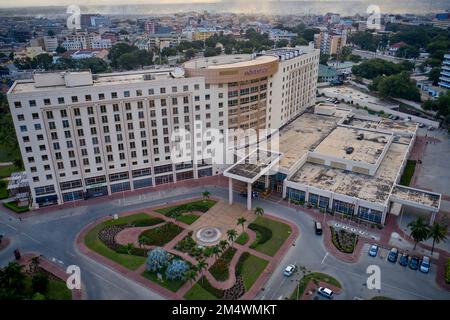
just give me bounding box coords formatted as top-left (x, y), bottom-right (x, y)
top-left (185, 204), bottom-right (194, 215)
top-left (211, 245), bottom-right (221, 261)
top-left (428, 223), bottom-right (448, 255)
top-left (219, 240), bottom-right (228, 252)
top-left (138, 236), bottom-right (145, 248)
top-left (126, 243), bottom-right (134, 254)
top-left (254, 206), bottom-right (264, 217)
top-left (196, 259), bottom-right (209, 284)
top-left (237, 216), bottom-right (247, 233)
top-left (227, 229), bottom-right (238, 247)
top-left (202, 190), bottom-right (211, 201)
top-left (408, 217), bottom-right (430, 250)
top-left (183, 268), bottom-right (198, 285)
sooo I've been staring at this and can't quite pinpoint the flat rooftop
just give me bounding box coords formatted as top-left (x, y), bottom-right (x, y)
top-left (225, 149), bottom-right (281, 181)
top-left (313, 127), bottom-right (391, 165)
top-left (10, 69), bottom-right (176, 94)
top-left (321, 86), bottom-right (398, 108)
top-left (183, 54), bottom-right (278, 70)
top-left (276, 112), bottom-right (343, 171)
top-left (347, 117), bottom-right (417, 134)
top-left (289, 141), bottom-right (409, 205)
top-left (391, 185), bottom-right (440, 209)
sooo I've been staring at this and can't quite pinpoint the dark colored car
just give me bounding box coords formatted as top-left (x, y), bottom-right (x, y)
top-left (387, 248), bottom-right (398, 263)
top-left (314, 221), bottom-right (323, 235)
top-left (399, 253), bottom-right (409, 267)
top-left (239, 191), bottom-right (258, 198)
top-left (409, 256), bottom-right (420, 270)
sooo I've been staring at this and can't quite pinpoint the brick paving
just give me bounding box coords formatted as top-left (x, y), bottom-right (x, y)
top-left (76, 197), bottom-right (298, 300)
top-left (0, 236), bottom-right (11, 251)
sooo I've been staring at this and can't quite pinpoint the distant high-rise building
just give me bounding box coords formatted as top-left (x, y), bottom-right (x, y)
top-left (314, 32), bottom-right (346, 55)
top-left (438, 53), bottom-right (450, 89)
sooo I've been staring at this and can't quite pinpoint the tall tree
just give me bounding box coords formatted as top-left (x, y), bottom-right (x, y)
top-left (226, 229), bottom-right (238, 247)
top-left (237, 217), bottom-right (247, 233)
top-left (428, 223), bottom-right (448, 255)
top-left (408, 217), bottom-right (430, 250)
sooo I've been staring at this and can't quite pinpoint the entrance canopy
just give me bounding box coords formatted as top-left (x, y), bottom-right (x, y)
top-left (390, 185), bottom-right (441, 213)
top-left (224, 148), bottom-right (283, 184)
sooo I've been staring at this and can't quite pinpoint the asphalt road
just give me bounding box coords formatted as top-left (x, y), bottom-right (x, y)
top-left (1, 185), bottom-right (449, 300)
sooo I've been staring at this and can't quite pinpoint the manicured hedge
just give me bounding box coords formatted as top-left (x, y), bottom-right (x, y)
top-left (235, 252), bottom-right (250, 275)
top-left (130, 217), bottom-right (165, 227)
top-left (248, 223), bottom-right (272, 246)
top-left (3, 201), bottom-right (29, 213)
top-left (198, 276), bottom-right (224, 299)
top-left (140, 222), bottom-right (183, 246)
top-left (209, 247), bottom-right (237, 281)
top-left (156, 200), bottom-right (216, 218)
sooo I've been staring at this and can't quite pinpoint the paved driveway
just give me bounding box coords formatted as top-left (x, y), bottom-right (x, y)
top-left (1, 185), bottom-right (449, 300)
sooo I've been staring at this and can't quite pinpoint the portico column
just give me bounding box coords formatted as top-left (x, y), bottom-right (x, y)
top-left (264, 175), bottom-right (269, 189)
top-left (229, 178), bottom-right (233, 205)
top-left (430, 211), bottom-right (437, 225)
top-left (247, 182), bottom-right (252, 211)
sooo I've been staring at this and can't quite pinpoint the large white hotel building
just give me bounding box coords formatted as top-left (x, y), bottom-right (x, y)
top-left (7, 46), bottom-right (320, 208)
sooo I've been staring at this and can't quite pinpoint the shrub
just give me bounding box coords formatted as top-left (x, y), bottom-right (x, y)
top-left (157, 200), bottom-right (216, 218)
top-left (31, 272), bottom-right (49, 294)
top-left (235, 232), bottom-right (249, 245)
top-left (235, 252), bottom-right (250, 276)
top-left (330, 226), bottom-right (358, 254)
top-left (3, 201), bottom-right (29, 213)
top-left (146, 247), bottom-right (169, 272)
top-left (198, 276), bottom-right (224, 299)
top-left (248, 223), bottom-right (272, 245)
top-left (165, 259), bottom-right (189, 281)
top-left (209, 247), bottom-right (237, 281)
top-left (140, 222), bottom-right (183, 246)
top-left (131, 217), bottom-right (164, 227)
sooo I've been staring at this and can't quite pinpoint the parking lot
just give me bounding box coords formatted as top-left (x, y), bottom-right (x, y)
top-left (354, 243), bottom-right (443, 300)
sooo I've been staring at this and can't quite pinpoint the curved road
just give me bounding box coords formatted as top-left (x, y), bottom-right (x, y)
top-left (1, 185), bottom-right (449, 300)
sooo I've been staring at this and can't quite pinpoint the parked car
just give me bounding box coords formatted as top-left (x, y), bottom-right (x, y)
top-left (283, 264), bottom-right (297, 277)
top-left (399, 253), bottom-right (409, 266)
top-left (317, 287), bottom-right (334, 299)
top-left (314, 221), bottom-right (323, 235)
top-left (409, 256), bottom-right (420, 270)
top-left (239, 191), bottom-right (259, 198)
top-left (420, 256), bottom-right (430, 273)
top-left (418, 123), bottom-right (425, 128)
top-left (368, 244), bottom-right (379, 257)
top-left (387, 247), bottom-right (398, 263)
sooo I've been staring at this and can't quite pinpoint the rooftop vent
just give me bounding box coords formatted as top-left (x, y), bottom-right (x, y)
top-left (345, 147), bottom-right (354, 154)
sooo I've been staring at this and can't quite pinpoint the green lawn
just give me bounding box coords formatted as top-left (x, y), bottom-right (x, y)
top-left (141, 270), bottom-right (186, 292)
top-left (400, 160), bottom-right (416, 186)
top-left (184, 283), bottom-right (219, 300)
top-left (176, 214), bottom-right (200, 225)
top-left (24, 274), bottom-right (72, 300)
top-left (238, 253), bottom-right (269, 291)
top-left (155, 199), bottom-right (217, 216)
top-left (235, 232), bottom-right (249, 245)
top-left (0, 165), bottom-right (21, 179)
top-left (46, 278), bottom-right (73, 300)
top-left (84, 213), bottom-right (152, 270)
top-left (290, 272), bottom-right (341, 300)
top-left (249, 217), bottom-right (292, 256)
top-left (3, 201), bottom-right (29, 213)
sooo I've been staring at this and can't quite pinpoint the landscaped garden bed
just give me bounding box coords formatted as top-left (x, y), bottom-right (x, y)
top-left (235, 252), bottom-right (268, 291)
top-left (235, 232), bottom-right (249, 245)
top-left (155, 199), bottom-right (217, 220)
top-left (0, 261), bottom-right (72, 300)
top-left (248, 217), bottom-right (291, 256)
top-left (290, 271), bottom-right (341, 300)
top-left (330, 226), bottom-right (358, 254)
top-left (3, 201), bottom-right (29, 213)
top-left (84, 213), bottom-right (167, 270)
top-left (446, 258), bottom-right (450, 284)
top-left (209, 247), bottom-right (237, 281)
top-left (142, 247), bottom-right (191, 292)
top-left (140, 222), bottom-right (184, 246)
